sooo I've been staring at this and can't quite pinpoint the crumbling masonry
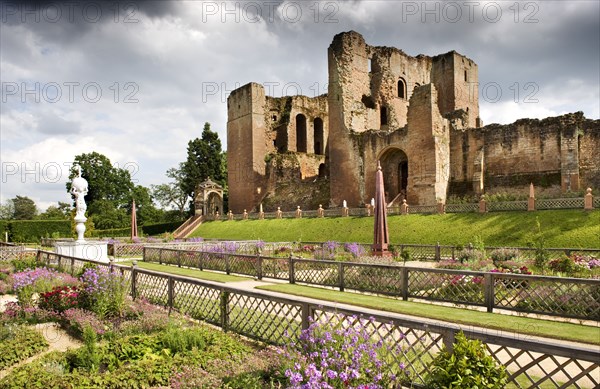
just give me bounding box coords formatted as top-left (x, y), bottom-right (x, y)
top-left (227, 31), bottom-right (600, 213)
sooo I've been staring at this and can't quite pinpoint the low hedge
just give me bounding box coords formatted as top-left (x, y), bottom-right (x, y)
top-left (7, 220), bottom-right (71, 243)
top-left (91, 221), bottom-right (183, 238)
top-left (142, 221), bottom-right (183, 236)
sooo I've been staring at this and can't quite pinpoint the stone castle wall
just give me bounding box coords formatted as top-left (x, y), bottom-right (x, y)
top-left (227, 31), bottom-right (599, 212)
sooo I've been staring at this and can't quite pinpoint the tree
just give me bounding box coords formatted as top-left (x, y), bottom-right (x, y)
top-left (127, 185), bottom-right (163, 226)
top-left (38, 202), bottom-right (71, 220)
top-left (66, 152), bottom-right (135, 208)
top-left (12, 195), bottom-right (37, 220)
top-left (180, 122), bottom-right (226, 213)
top-left (151, 164), bottom-right (190, 218)
top-left (0, 200), bottom-right (14, 220)
top-left (66, 152), bottom-right (137, 229)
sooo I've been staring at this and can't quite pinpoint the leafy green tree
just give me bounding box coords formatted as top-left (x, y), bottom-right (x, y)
top-left (181, 123), bottom-right (226, 212)
top-left (0, 200), bottom-right (14, 220)
top-left (88, 199), bottom-right (128, 230)
top-left (66, 152), bottom-right (135, 207)
top-left (128, 185), bottom-right (163, 226)
top-left (151, 165), bottom-right (190, 218)
top-left (12, 195), bottom-right (37, 220)
top-left (66, 152), bottom-right (141, 229)
top-left (38, 202), bottom-right (71, 220)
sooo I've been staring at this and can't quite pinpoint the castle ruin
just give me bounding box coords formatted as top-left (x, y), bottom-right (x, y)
top-left (227, 31), bottom-right (600, 213)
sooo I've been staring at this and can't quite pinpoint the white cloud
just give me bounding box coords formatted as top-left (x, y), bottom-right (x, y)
top-left (0, 0), bottom-right (598, 207)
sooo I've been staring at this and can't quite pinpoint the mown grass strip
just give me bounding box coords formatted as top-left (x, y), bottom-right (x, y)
top-left (257, 284), bottom-right (600, 346)
top-left (190, 209), bottom-right (600, 248)
top-left (120, 261), bottom-right (249, 283)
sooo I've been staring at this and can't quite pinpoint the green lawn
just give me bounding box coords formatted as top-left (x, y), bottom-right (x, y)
top-left (257, 284), bottom-right (600, 346)
top-left (120, 260), bottom-right (249, 283)
top-left (189, 209), bottom-right (600, 248)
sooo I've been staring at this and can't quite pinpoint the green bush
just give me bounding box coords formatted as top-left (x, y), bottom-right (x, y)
top-left (11, 255), bottom-right (44, 272)
top-left (490, 248), bottom-right (520, 266)
top-left (426, 331), bottom-right (508, 389)
top-left (142, 221), bottom-right (183, 236)
top-left (0, 220), bottom-right (8, 237)
top-left (0, 325), bottom-right (49, 370)
top-left (7, 220), bottom-right (71, 243)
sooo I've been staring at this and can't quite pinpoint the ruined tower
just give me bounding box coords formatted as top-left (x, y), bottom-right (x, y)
top-left (226, 31), bottom-right (599, 213)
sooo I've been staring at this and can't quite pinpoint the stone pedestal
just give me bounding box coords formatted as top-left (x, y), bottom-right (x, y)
top-left (55, 241), bottom-right (109, 263)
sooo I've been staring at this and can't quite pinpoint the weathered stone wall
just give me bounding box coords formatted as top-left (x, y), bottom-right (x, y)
top-left (228, 83), bottom-right (328, 212)
top-left (262, 153), bottom-right (329, 212)
top-left (448, 112), bottom-right (600, 197)
top-left (576, 117), bottom-right (600, 190)
top-left (227, 31), bottom-right (598, 212)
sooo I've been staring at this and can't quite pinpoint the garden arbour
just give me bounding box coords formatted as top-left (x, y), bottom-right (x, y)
top-left (26, 249), bottom-right (600, 388)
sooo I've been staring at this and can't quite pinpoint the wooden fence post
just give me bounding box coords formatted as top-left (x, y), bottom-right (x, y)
top-left (301, 302), bottom-right (311, 330)
top-left (338, 262), bottom-right (345, 292)
top-left (289, 254), bottom-right (295, 284)
top-left (443, 328), bottom-right (455, 353)
top-left (226, 255), bottom-right (231, 275)
top-left (177, 250), bottom-right (182, 267)
top-left (131, 261), bottom-right (138, 300)
top-left (167, 276), bottom-right (174, 313)
top-left (401, 267), bottom-right (409, 301)
top-left (484, 273), bottom-right (494, 313)
top-left (220, 290), bottom-right (230, 332)
top-left (70, 257), bottom-right (75, 275)
top-left (257, 255), bottom-right (263, 280)
top-left (435, 242), bottom-right (441, 261)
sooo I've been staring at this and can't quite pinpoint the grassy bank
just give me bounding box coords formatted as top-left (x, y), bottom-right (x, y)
top-left (190, 209), bottom-right (599, 248)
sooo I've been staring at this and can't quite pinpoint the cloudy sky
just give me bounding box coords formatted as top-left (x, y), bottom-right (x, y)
top-left (1, 0), bottom-right (599, 211)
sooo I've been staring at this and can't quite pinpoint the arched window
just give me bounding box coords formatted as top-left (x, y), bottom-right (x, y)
top-left (296, 114), bottom-right (307, 153)
top-left (397, 78), bottom-right (406, 99)
top-left (313, 118), bottom-right (324, 155)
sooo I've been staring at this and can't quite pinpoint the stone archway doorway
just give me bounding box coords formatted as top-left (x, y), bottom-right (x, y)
top-left (379, 148), bottom-right (408, 205)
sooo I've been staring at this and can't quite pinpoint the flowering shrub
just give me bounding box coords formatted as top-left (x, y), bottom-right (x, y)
top-left (344, 243), bottom-right (366, 259)
top-left (80, 267), bottom-right (128, 318)
top-left (549, 255), bottom-right (600, 275)
top-left (12, 268), bottom-right (78, 307)
top-left (322, 241), bottom-right (339, 260)
top-left (434, 275), bottom-right (484, 302)
top-left (588, 258), bottom-right (600, 269)
top-left (39, 285), bottom-right (81, 312)
top-left (281, 313), bottom-right (409, 388)
top-left (117, 298), bottom-right (171, 335)
top-left (1, 301), bottom-right (59, 324)
top-left (456, 247), bottom-right (486, 263)
top-left (61, 308), bottom-right (108, 337)
top-left (255, 240), bottom-right (266, 252)
top-left (490, 248), bottom-right (520, 266)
